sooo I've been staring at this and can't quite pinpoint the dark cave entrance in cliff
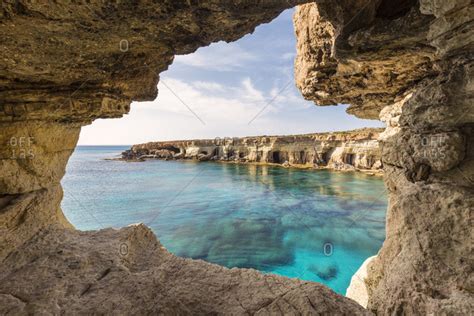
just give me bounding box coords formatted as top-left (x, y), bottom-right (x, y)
top-left (345, 153), bottom-right (355, 166)
top-left (272, 151), bottom-right (281, 163)
top-left (321, 152), bottom-right (330, 165)
top-left (300, 151), bottom-right (305, 163)
top-left (164, 146), bottom-right (180, 153)
top-left (367, 155), bottom-right (376, 168)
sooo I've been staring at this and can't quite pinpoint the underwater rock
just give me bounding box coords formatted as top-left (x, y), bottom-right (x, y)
top-left (0, 224), bottom-right (369, 315)
top-left (309, 264), bottom-right (339, 281)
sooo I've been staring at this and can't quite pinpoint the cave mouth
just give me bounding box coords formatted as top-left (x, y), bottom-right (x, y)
top-left (163, 145), bottom-right (180, 153)
top-left (321, 152), bottom-right (330, 165)
top-left (1, 0), bottom-right (471, 313)
top-left (272, 151), bottom-right (281, 163)
top-left (300, 150), bottom-right (306, 163)
top-left (62, 5), bottom-right (388, 298)
top-left (344, 153), bottom-right (355, 166)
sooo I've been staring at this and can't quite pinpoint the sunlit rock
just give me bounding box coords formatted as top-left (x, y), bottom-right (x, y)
top-left (122, 128), bottom-right (384, 173)
top-left (294, 1), bottom-right (473, 314)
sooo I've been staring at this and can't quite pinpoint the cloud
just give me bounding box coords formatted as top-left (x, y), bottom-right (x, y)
top-left (192, 81), bottom-right (225, 92)
top-left (78, 76), bottom-right (384, 145)
top-left (136, 76), bottom-right (313, 123)
top-left (140, 77), bottom-right (267, 121)
top-left (174, 41), bottom-right (258, 71)
top-left (77, 8), bottom-right (384, 145)
top-left (281, 52), bottom-right (295, 60)
top-left (240, 77), bottom-right (265, 104)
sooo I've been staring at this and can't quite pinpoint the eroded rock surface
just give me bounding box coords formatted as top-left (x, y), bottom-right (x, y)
top-left (0, 0), bottom-right (370, 314)
top-left (294, 0), bottom-right (437, 119)
top-left (294, 0), bottom-right (474, 314)
top-left (346, 256), bottom-right (376, 308)
top-left (0, 0), bottom-right (310, 122)
top-left (0, 224), bottom-right (369, 315)
top-left (0, 0), bottom-right (473, 314)
top-left (123, 128), bottom-right (383, 172)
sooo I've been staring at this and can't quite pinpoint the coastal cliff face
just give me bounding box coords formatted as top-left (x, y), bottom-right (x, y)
top-left (0, 0), bottom-right (472, 314)
top-left (123, 128), bottom-right (383, 172)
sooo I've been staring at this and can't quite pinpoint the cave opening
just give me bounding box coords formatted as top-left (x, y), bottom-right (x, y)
top-left (300, 150), bottom-right (305, 163)
top-left (321, 152), bottom-right (330, 165)
top-left (367, 155), bottom-right (376, 168)
top-left (2, 0), bottom-right (470, 313)
top-left (59, 5), bottom-right (388, 304)
top-left (345, 153), bottom-right (355, 166)
top-left (272, 151), bottom-right (281, 163)
top-left (163, 145), bottom-right (180, 153)
top-left (2, 0), bottom-right (472, 313)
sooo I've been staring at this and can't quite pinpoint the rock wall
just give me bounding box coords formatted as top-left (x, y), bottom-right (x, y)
top-left (0, 0), bottom-right (310, 258)
top-left (346, 256), bottom-right (377, 308)
top-left (0, 0), bottom-right (472, 314)
top-left (0, 1), bottom-right (369, 314)
top-left (294, 0), bottom-right (474, 314)
top-left (123, 128), bottom-right (383, 172)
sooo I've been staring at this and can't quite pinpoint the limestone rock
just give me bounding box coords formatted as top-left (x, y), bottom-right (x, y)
top-left (0, 1), bottom-right (372, 314)
top-left (1, 0), bottom-right (473, 314)
top-left (123, 128), bottom-right (384, 172)
top-left (346, 256), bottom-right (376, 308)
top-left (0, 0), bottom-right (310, 123)
top-left (0, 224), bottom-right (369, 315)
top-left (294, 1), bottom-right (474, 314)
top-left (0, 122), bottom-right (80, 194)
top-left (294, 1), bottom-right (436, 119)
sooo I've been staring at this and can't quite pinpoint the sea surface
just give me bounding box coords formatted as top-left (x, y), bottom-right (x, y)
top-left (62, 146), bottom-right (387, 294)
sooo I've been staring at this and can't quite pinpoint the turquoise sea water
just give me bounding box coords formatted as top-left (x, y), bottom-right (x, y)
top-left (62, 146), bottom-right (387, 294)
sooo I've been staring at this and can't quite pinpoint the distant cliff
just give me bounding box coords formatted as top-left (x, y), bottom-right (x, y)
top-left (122, 128), bottom-right (383, 172)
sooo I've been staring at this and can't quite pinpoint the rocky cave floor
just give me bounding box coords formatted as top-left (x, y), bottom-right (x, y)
top-left (0, 224), bottom-right (369, 315)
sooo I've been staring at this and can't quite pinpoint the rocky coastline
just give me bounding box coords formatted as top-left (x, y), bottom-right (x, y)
top-left (1, 0), bottom-right (472, 314)
top-left (121, 128), bottom-right (384, 173)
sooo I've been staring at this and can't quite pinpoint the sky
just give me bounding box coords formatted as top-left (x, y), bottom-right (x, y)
top-left (78, 9), bottom-right (383, 145)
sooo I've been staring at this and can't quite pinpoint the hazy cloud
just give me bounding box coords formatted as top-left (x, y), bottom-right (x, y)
top-left (78, 9), bottom-right (383, 145)
top-left (174, 42), bottom-right (258, 71)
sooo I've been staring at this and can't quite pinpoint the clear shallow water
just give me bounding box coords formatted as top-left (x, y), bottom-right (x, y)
top-left (62, 146), bottom-right (387, 294)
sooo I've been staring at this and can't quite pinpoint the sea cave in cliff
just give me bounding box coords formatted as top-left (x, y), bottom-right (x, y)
top-left (0, 1), bottom-right (472, 315)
